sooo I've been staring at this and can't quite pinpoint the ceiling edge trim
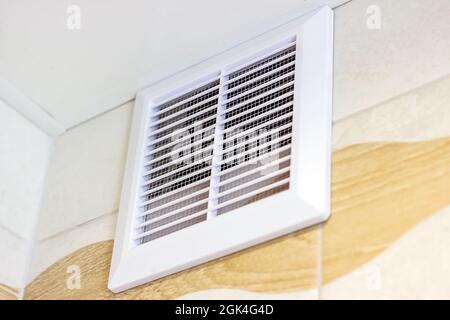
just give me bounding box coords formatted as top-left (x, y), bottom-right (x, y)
top-left (0, 77), bottom-right (65, 137)
top-left (62, 0), bottom-right (351, 130)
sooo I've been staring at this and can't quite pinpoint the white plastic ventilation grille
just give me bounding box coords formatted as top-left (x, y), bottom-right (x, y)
top-left (134, 41), bottom-right (296, 245)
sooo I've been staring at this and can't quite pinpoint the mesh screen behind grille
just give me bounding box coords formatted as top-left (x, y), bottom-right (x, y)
top-left (134, 41), bottom-right (296, 245)
top-left (134, 80), bottom-right (219, 245)
top-left (215, 44), bottom-right (295, 216)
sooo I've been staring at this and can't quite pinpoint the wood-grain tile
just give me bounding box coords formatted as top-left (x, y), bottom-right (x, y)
top-left (25, 137), bottom-right (450, 299)
top-left (25, 227), bottom-right (319, 299)
top-left (323, 138), bottom-right (450, 286)
top-left (0, 283), bottom-right (18, 300)
top-left (322, 206), bottom-right (450, 299)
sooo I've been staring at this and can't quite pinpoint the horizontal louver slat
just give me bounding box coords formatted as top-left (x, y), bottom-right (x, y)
top-left (155, 79), bottom-right (220, 115)
top-left (225, 40), bottom-right (295, 75)
top-left (222, 61), bottom-right (295, 96)
top-left (211, 43), bottom-right (296, 216)
top-left (216, 167), bottom-right (290, 198)
top-left (218, 154), bottom-right (291, 186)
top-left (135, 78), bottom-right (220, 244)
top-left (216, 178), bottom-right (290, 210)
top-left (145, 124), bottom-right (215, 158)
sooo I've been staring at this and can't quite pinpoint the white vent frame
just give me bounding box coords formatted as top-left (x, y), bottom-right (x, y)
top-left (109, 7), bottom-right (333, 293)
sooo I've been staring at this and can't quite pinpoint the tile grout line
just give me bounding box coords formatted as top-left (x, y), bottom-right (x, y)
top-left (0, 223), bottom-right (27, 242)
top-left (39, 209), bottom-right (118, 243)
top-left (332, 72), bottom-right (450, 126)
top-left (64, 98), bottom-right (134, 132)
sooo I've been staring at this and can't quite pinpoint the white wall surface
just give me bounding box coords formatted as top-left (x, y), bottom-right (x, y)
top-left (0, 100), bottom-right (53, 289)
top-left (0, 0), bottom-right (350, 130)
top-left (36, 102), bottom-right (132, 240)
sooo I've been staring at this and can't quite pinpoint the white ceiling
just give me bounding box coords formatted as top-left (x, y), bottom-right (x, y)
top-left (0, 0), bottom-right (349, 132)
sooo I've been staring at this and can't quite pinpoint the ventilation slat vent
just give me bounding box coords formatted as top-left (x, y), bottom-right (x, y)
top-left (135, 78), bottom-right (220, 245)
top-left (212, 42), bottom-right (295, 217)
top-left (134, 40), bottom-right (296, 245)
top-left (110, 8), bottom-right (335, 293)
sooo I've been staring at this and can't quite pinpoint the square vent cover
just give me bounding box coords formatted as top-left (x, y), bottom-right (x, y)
top-left (109, 7), bottom-right (333, 293)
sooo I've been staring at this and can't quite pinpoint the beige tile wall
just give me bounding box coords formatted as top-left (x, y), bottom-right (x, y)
top-left (322, 206), bottom-right (450, 299)
top-left (333, 74), bottom-right (450, 149)
top-left (333, 0), bottom-right (450, 120)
